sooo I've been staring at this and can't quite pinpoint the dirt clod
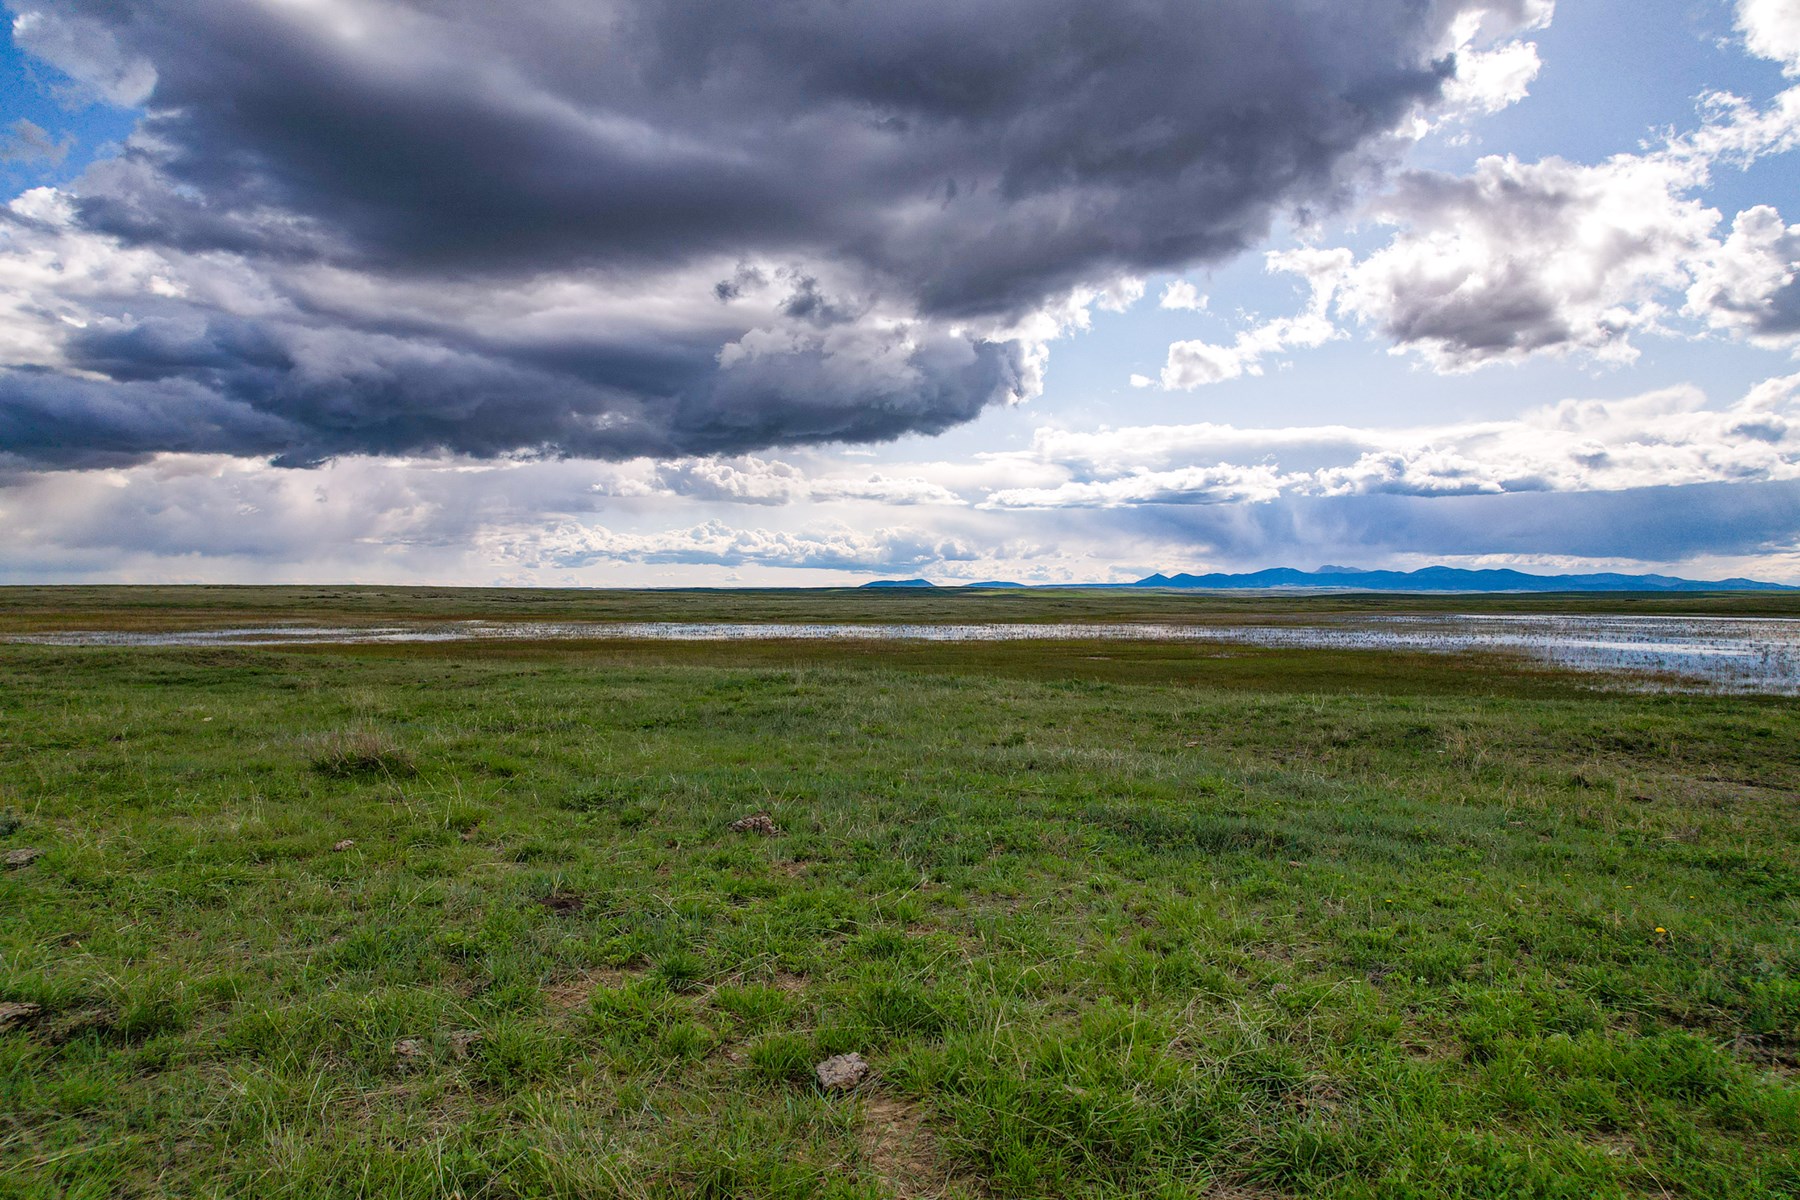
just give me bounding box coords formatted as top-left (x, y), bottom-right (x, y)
top-left (4, 848), bottom-right (43, 868)
top-left (393, 1038), bottom-right (427, 1061)
top-left (730, 812), bottom-right (781, 836)
top-left (536, 892), bottom-right (586, 916)
top-left (816, 1051), bottom-right (871, 1091)
top-left (449, 1031), bottom-right (483, 1059)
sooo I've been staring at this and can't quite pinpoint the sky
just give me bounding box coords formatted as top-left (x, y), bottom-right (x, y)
top-left (1, 0), bottom-right (1798, 587)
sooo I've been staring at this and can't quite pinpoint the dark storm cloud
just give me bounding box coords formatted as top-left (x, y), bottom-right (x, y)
top-left (4, 0), bottom-right (1497, 466)
top-left (1117, 480), bottom-right (1800, 565)
top-left (5, 290), bottom-right (1028, 469)
top-left (64, 0), bottom-right (1461, 301)
top-left (0, 367), bottom-right (296, 469)
top-left (1759, 280), bottom-right (1800, 334)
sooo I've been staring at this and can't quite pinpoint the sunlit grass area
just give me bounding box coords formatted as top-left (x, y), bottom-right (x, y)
top-left (1, 592), bottom-right (1795, 1197)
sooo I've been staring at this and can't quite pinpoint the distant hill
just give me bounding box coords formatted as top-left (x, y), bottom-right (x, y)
top-left (860, 579), bottom-right (936, 588)
top-left (961, 581), bottom-right (1026, 589)
top-left (1129, 566), bottom-right (1795, 592)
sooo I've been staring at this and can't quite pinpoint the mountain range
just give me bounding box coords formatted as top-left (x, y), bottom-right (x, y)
top-left (862, 566), bottom-right (1795, 591)
top-left (1129, 566), bottom-right (1794, 591)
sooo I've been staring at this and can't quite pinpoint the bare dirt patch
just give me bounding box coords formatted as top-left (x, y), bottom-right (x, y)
top-left (770, 970), bottom-right (810, 994)
top-left (860, 1092), bottom-right (972, 1199)
top-left (535, 892), bottom-right (587, 916)
top-left (544, 966), bottom-right (641, 1010)
top-left (1201, 1184), bottom-right (1300, 1199)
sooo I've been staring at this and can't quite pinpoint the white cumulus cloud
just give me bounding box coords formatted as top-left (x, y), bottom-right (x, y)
top-left (1160, 69), bottom-right (1800, 375)
top-left (1739, 0), bottom-right (1800, 74)
top-left (1158, 248), bottom-right (1350, 388)
top-left (499, 520), bottom-right (982, 572)
top-left (1687, 205), bottom-right (1800, 341)
top-left (1159, 280), bottom-right (1208, 311)
top-left (989, 375), bottom-right (1800, 506)
top-left (1331, 150), bottom-right (1717, 368)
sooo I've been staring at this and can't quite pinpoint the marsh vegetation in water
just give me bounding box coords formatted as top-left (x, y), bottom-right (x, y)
top-left (12, 613), bottom-right (1799, 693)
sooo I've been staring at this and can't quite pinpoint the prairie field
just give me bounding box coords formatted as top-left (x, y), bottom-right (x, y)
top-left (0, 588), bottom-right (1796, 1198)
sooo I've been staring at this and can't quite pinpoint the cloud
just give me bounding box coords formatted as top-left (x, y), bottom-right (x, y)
top-left (0, 120), bottom-right (73, 166)
top-left (1133, 478), bottom-right (1800, 567)
top-left (814, 473), bottom-right (964, 507)
top-left (0, 0), bottom-right (1546, 468)
top-left (0, 453), bottom-right (483, 564)
top-left (0, 197), bottom-right (1035, 467)
top-left (4, 400), bottom-right (1797, 584)
top-left (1739, 0), bottom-right (1800, 74)
top-left (1311, 380), bottom-right (1800, 495)
top-left (1159, 71), bottom-right (1800, 373)
top-left (1440, 37), bottom-right (1542, 116)
top-left (1159, 280), bottom-right (1207, 311)
top-left (1330, 150), bottom-right (1717, 368)
top-left (1688, 205), bottom-right (1800, 341)
top-left (642, 457), bottom-right (807, 506)
top-left (498, 520), bottom-right (982, 573)
top-left (9, 9), bottom-right (156, 106)
top-left (1001, 420), bottom-right (1377, 476)
top-left (618, 454), bottom-right (966, 506)
top-left (984, 463), bottom-right (1293, 509)
top-left (1345, 481), bottom-right (1800, 562)
top-left (987, 374), bottom-right (1800, 505)
top-left (1425, 3), bottom-right (1553, 128)
top-left (35, 0), bottom-right (1472, 303)
top-left (1158, 247), bottom-right (1350, 387)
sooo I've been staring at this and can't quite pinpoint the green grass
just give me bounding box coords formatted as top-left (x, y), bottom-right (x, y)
top-left (0, 590), bottom-right (1796, 1197)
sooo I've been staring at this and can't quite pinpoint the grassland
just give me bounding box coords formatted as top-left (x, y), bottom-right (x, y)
top-left (0, 588), bottom-right (1796, 1198)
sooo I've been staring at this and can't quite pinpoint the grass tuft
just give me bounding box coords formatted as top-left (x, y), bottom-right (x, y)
top-left (305, 727), bottom-right (418, 779)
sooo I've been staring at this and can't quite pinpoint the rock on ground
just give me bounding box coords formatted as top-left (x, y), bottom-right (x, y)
top-left (815, 1052), bottom-right (870, 1091)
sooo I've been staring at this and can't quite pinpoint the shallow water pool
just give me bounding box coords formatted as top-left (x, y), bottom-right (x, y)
top-left (10, 613), bottom-right (1800, 694)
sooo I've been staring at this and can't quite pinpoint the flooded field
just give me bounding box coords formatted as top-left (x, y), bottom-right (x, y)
top-left (10, 614), bottom-right (1799, 694)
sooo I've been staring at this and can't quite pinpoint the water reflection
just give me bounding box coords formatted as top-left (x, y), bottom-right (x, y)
top-left (9, 614), bottom-right (1799, 694)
